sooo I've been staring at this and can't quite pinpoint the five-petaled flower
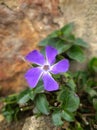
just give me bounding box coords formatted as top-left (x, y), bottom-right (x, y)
top-left (25, 46), bottom-right (69, 91)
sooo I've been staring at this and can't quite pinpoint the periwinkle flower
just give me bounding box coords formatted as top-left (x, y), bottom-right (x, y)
top-left (25, 46), bottom-right (69, 91)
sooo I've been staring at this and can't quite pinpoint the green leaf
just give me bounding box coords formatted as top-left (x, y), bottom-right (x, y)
top-left (29, 91), bottom-right (36, 101)
top-left (29, 84), bottom-right (44, 101)
top-left (49, 23), bottom-right (74, 38)
top-left (18, 94), bottom-right (30, 104)
top-left (17, 89), bottom-right (31, 104)
top-left (58, 89), bottom-right (80, 112)
top-left (35, 94), bottom-right (50, 115)
top-left (39, 23), bottom-right (74, 41)
top-left (61, 110), bottom-right (75, 122)
top-left (39, 37), bottom-right (50, 46)
top-left (2, 105), bottom-right (15, 122)
top-left (61, 23), bottom-right (74, 36)
top-left (39, 38), bottom-right (62, 47)
top-left (75, 122), bottom-right (83, 130)
top-left (34, 82), bottom-right (44, 94)
top-left (58, 43), bottom-right (72, 53)
top-left (93, 98), bottom-right (97, 111)
top-left (2, 110), bottom-right (13, 122)
top-left (67, 46), bottom-right (85, 62)
top-left (84, 87), bottom-right (97, 97)
top-left (66, 79), bottom-right (76, 91)
top-left (64, 34), bottom-right (75, 43)
top-left (40, 37), bottom-right (72, 54)
top-left (88, 57), bottom-right (97, 72)
top-left (48, 30), bottom-right (62, 38)
top-left (52, 40), bottom-right (72, 54)
top-left (74, 38), bottom-right (88, 48)
top-left (14, 107), bottom-right (19, 121)
top-left (52, 111), bottom-right (63, 126)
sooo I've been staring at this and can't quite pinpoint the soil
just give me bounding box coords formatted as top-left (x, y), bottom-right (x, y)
top-left (0, 119), bottom-right (25, 130)
top-left (0, 106), bottom-right (32, 130)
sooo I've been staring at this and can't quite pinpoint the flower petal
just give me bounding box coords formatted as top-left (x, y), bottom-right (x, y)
top-left (42, 73), bottom-right (59, 91)
top-left (46, 46), bottom-right (58, 65)
top-left (25, 50), bottom-right (45, 65)
top-left (25, 67), bottom-right (43, 88)
top-left (51, 59), bottom-right (69, 74)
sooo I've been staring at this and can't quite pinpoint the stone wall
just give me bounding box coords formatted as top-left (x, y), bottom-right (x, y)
top-left (0, 0), bottom-right (97, 95)
top-left (59, 0), bottom-right (97, 56)
top-left (58, 0), bottom-right (97, 70)
top-left (0, 0), bottom-right (60, 95)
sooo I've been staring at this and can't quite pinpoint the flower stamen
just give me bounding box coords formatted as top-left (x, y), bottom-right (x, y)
top-left (43, 65), bottom-right (50, 71)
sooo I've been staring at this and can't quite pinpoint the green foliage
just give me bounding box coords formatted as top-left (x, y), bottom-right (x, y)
top-left (74, 38), bottom-right (88, 48)
top-left (35, 94), bottom-right (50, 115)
top-left (2, 105), bottom-right (18, 122)
top-left (67, 46), bottom-right (85, 62)
top-left (39, 23), bottom-right (88, 62)
top-left (75, 122), bottom-right (84, 130)
top-left (17, 89), bottom-right (31, 104)
top-left (1, 82), bottom-right (44, 122)
top-left (1, 23), bottom-right (97, 130)
top-left (66, 79), bottom-right (76, 91)
top-left (61, 110), bottom-right (75, 122)
top-left (52, 110), bottom-right (63, 126)
top-left (52, 109), bottom-right (75, 126)
top-left (58, 88), bottom-right (80, 112)
top-left (88, 57), bottom-right (97, 72)
top-left (17, 81), bottom-right (44, 104)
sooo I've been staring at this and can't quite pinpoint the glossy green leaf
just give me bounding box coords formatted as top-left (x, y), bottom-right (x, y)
top-left (58, 89), bottom-right (80, 112)
top-left (18, 94), bottom-right (30, 104)
top-left (61, 23), bottom-right (74, 36)
top-left (74, 38), bottom-right (88, 48)
top-left (17, 89), bottom-right (31, 104)
top-left (29, 91), bottom-right (36, 101)
top-left (53, 41), bottom-right (72, 54)
top-left (52, 111), bottom-right (63, 126)
top-left (64, 93), bottom-right (80, 112)
top-left (40, 37), bottom-right (72, 54)
top-left (61, 110), bottom-right (75, 122)
top-left (84, 87), bottom-right (97, 97)
top-left (66, 79), bottom-right (76, 91)
top-left (29, 84), bottom-right (44, 101)
top-left (2, 105), bottom-right (15, 122)
top-left (33, 82), bottom-right (44, 93)
top-left (35, 94), bottom-right (49, 115)
top-left (68, 34), bottom-right (75, 41)
top-left (48, 29), bottom-right (62, 38)
top-left (67, 46), bottom-right (85, 62)
top-left (39, 37), bottom-right (50, 46)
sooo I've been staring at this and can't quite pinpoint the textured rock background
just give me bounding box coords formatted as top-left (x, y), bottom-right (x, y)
top-left (0, 0), bottom-right (97, 130)
top-left (59, 0), bottom-right (97, 58)
top-left (22, 116), bottom-right (57, 130)
top-left (55, 0), bottom-right (97, 70)
top-left (0, 0), bottom-right (97, 95)
top-left (0, 0), bottom-right (60, 95)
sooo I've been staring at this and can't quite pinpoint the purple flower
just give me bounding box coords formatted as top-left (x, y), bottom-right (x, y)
top-left (25, 46), bottom-right (69, 91)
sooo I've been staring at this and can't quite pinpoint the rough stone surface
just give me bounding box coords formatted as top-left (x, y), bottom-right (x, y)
top-left (0, 0), bottom-right (60, 95)
top-left (22, 116), bottom-right (57, 130)
top-left (58, 0), bottom-right (97, 70)
top-left (0, 0), bottom-right (97, 95)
